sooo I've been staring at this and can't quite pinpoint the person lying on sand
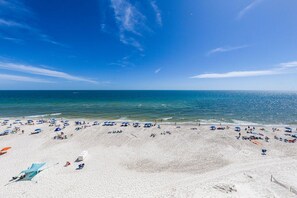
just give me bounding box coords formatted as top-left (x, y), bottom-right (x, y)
top-left (77, 163), bottom-right (85, 170)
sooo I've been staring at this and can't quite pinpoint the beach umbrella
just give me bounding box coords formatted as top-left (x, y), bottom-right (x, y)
top-left (285, 127), bottom-right (292, 132)
top-left (35, 129), bottom-right (42, 133)
top-left (210, 125), bottom-right (216, 130)
top-left (55, 128), bottom-right (61, 132)
top-left (1, 147), bottom-right (11, 152)
top-left (0, 147), bottom-right (11, 155)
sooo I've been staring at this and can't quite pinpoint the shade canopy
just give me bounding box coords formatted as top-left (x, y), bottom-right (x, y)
top-left (21, 163), bottom-right (46, 180)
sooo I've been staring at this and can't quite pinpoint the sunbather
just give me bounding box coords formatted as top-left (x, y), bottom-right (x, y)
top-left (77, 163), bottom-right (85, 170)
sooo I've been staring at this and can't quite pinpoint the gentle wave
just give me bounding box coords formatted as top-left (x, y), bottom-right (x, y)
top-left (27, 113), bottom-right (62, 118)
top-left (161, 117), bottom-right (173, 121)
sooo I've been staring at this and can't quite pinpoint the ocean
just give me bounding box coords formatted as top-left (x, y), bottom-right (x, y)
top-left (0, 90), bottom-right (296, 125)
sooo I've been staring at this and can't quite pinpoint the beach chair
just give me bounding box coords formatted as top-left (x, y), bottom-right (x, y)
top-left (76, 151), bottom-right (88, 161)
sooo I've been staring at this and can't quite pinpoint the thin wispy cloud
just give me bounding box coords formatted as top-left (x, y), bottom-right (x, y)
top-left (108, 54), bottom-right (136, 68)
top-left (0, 0), bottom-right (31, 14)
top-left (150, 0), bottom-right (162, 26)
top-left (0, 18), bottom-right (62, 46)
top-left (155, 67), bottom-right (161, 74)
top-left (108, 52), bottom-right (146, 69)
top-left (0, 32), bottom-right (23, 43)
top-left (119, 33), bottom-right (143, 51)
top-left (104, 0), bottom-right (162, 51)
top-left (100, 23), bottom-right (106, 32)
top-left (191, 70), bottom-right (278, 79)
top-left (237, 0), bottom-right (263, 19)
top-left (191, 61), bottom-right (297, 79)
top-left (38, 34), bottom-right (66, 47)
top-left (0, 18), bottom-right (30, 29)
top-left (0, 73), bottom-right (51, 83)
top-left (207, 45), bottom-right (249, 56)
top-left (0, 17), bottom-right (61, 45)
top-left (110, 0), bottom-right (146, 50)
top-left (0, 62), bottom-right (97, 83)
top-left (279, 61), bottom-right (297, 68)
top-left (0, 1), bottom-right (62, 46)
top-left (109, 60), bottom-right (134, 68)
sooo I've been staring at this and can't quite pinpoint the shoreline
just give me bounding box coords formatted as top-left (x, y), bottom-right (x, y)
top-left (1, 116), bottom-right (296, 128)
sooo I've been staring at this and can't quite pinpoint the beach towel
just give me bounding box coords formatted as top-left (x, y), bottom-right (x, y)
top-left (251, 140), bottom-right (262, 146)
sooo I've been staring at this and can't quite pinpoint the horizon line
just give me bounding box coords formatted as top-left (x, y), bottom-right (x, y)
top-left (0, 89), bottom-right (296, 92)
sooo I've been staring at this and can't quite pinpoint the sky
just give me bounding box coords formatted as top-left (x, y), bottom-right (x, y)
top-left (0, 0), bottom-right (297, 90)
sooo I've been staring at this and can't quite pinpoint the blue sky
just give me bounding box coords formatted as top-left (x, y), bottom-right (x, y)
top-left (0, 0), bottom-right (297, 90)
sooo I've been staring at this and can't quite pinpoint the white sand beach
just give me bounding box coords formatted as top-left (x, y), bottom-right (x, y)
top-left (1, 119), bottom-right (297, 198)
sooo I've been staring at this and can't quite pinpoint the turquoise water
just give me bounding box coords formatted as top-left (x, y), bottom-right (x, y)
top-left (0, 91), bottom-right (297, 124)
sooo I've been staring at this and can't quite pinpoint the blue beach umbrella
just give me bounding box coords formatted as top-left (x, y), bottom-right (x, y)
top-left (285, 127), bottom-right (292, 132)
top-left (210, 125), bottom-right (216, 130)
top-left (34, 129), bottom-right (42, 133)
